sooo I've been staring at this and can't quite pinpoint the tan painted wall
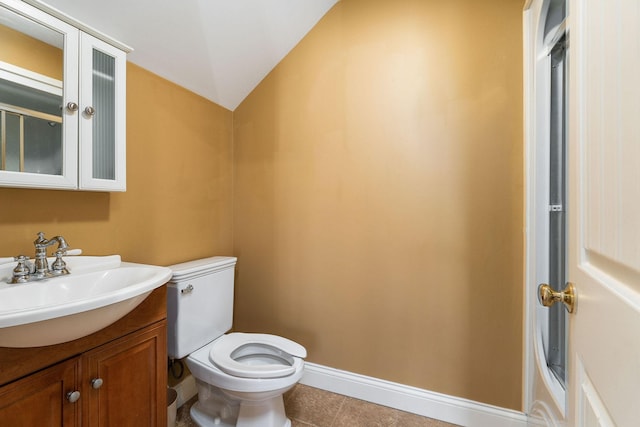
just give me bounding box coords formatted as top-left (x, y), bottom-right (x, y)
top-left (0, 0), bottom-right (523, 411)
top-left (233, 0), bottom-right (523, 410)
top-left (0, 63), bottom-right (233, 265)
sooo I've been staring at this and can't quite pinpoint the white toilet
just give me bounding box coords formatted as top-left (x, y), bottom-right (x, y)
top-left (167, 257), bottom-right (307, 427)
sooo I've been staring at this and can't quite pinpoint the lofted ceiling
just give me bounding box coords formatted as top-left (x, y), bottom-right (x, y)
top-left (37, 0), bottom-right (339, 111)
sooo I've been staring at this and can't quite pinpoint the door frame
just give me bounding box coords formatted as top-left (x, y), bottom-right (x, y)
top-left (523, 0), bottom-right (567, 423)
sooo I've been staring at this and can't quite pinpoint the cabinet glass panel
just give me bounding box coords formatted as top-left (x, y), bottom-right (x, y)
top-left (91, 49), bottom-right (116, 180)
top-left (0, 4), bottom-right (64, 177)
top-left (23, 115), bottom-right (62, 174)
top-left (2, 112), bottom-right (21, 171)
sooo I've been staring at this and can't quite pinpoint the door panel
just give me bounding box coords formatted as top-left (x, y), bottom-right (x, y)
top-left (576, 358), bottom-right (615, 427)
top-left (568, 0), bottom-right (640, 425)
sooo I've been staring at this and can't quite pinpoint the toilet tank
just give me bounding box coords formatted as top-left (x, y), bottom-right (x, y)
top-left (166, 256), bottom-right (237, 359)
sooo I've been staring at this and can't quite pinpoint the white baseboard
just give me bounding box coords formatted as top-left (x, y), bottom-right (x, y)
top-left (300, 362), bottom-right (528, 427)
top-left (172, 374), bottom-right (197, 408)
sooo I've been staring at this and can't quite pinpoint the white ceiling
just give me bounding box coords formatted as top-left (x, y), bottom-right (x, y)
top-left (38, 0), bottom-right (339, 111)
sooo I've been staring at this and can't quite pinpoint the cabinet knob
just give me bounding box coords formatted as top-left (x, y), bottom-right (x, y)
top-left (66, 102), bottom-right (79, 112)
top-left (84, 106), bottom-right (96, 117)
top-left (66, 390), bottom-right (81, 403)
top-left (91, 378), bottom-right (104, 389)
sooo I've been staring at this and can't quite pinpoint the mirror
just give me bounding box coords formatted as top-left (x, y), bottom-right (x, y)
top-left (0, 4), bottom-right (64, 175)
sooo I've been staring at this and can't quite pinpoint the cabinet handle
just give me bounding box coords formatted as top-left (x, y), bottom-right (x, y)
top-left (84, 106), bottom-right (96, 117)
top-left (66, 390), bottom-right (81, 403)
top-left (66, 102), bottom-right (79, 112)
top-left (91, 378), bottom-right (104, 389)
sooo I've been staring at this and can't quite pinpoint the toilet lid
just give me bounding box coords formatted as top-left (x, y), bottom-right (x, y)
top-left (209, 333), bottom-right (307, 379)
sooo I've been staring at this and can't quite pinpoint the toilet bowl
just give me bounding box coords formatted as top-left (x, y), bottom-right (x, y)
top-left (167, 257), bottom-right (307, 427)
top-left (186, 333), bottom-right (305, 427)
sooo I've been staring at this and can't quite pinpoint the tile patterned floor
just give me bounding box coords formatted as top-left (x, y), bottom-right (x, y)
top-left (176, 384), bottom-right (458, 427)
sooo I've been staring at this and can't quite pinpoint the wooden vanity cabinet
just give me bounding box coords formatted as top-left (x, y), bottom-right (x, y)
top-left (0, 286), bottom-right (167, 427)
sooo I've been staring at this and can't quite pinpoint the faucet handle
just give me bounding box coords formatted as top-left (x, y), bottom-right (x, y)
top-left (11, 256), bottom-right (31, 283)
top-left (51, 250), bottom-right (69, 275)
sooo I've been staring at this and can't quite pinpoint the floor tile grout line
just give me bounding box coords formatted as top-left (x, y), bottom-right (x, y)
top-left (327, 394), bottom-right (348, 427)
top-left (291, 418), bottom-right (318, 427)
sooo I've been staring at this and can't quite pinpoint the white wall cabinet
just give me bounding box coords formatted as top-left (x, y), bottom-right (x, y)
top-left (0, 0), bottom-right (129, 191)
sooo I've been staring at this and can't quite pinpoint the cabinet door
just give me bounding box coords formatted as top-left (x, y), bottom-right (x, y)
top-left (83, 321), bottom-right (166, 427)
top-left (0, 0), bottom-right (79, 190)
top-left (79, 32), bottom-right (126, 191)
top-left (0, 357), bottom-right (81, 426)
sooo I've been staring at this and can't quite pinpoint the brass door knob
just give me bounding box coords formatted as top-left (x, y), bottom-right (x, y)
top-left (538, 282), bottom-right (576, 313)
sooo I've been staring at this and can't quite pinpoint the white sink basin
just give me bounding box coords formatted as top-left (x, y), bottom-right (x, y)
top-left (0, 255), bottom-right (171, 348)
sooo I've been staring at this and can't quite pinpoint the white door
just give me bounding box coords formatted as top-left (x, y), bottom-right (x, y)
top-left (525, 0), bottom-right (640, 425)
top-left (566, 0), bottom-right (640, 425)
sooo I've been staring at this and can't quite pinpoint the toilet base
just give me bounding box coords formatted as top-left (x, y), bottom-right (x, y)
top-left (189, 382), bottom-right (292, 427)
top-left (190, 402), bottom-right (292, 427)
top-left (235, 395), bottom-right (290, 427)
top-left (191, 401), bottom-right (235, 427)
top-left (190, 400), bottom-right (292, 427)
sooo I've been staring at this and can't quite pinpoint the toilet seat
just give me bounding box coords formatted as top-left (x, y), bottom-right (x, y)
top-left (209, 333), bottom-right (307, 379)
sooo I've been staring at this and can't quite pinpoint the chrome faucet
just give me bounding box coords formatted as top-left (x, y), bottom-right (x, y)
top-left (33, 232), bottom-right (69, 277)
top-left (9, 232), bottom-right (71, 284)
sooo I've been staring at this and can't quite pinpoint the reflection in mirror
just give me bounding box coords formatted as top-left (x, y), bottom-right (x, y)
top-left (0, 4), bottom-right (64, 175)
